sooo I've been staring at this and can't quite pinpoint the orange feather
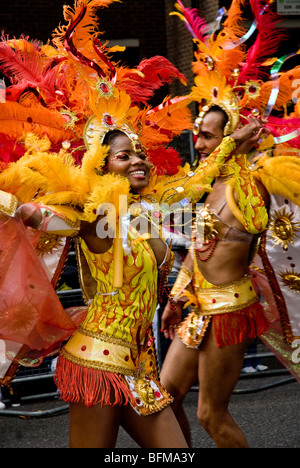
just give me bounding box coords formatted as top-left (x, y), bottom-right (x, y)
top-left (0, 102), bottom-right (77, 143)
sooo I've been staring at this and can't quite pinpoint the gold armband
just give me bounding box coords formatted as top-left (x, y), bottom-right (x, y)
top-left (171, 265), bottom-right (193, 302)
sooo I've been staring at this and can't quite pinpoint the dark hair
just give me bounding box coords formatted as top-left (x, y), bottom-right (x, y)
top-left (206, 105), bottom-right (229, 131)
top-left (102, 129), bottom-right (125, 171)
top-left (102, 129), bottom-right (125, 147)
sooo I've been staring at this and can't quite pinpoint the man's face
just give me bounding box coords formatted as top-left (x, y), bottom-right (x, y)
top-left (194, 111), bottom-right (225, 162)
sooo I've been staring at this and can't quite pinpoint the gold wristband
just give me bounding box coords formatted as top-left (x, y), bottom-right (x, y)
top-left (171, 266), bottom-right (193, 301)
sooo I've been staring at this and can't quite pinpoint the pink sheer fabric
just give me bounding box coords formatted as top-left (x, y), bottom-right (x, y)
top-left (251, 269), bottom-right (300, 383)
top-left (0, 217), bottom-right (84, 367)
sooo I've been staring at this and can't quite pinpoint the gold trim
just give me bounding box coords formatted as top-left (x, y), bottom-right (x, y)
top-left (194, 296), bottom-right (258, 316)
top-left (125, 375), bottom-right (173, 416)
top-left (181, 265), bottom-right (193, 278)
top-left (193, 276), bottom-right (259, 315)
top-left (196, 274), bottom-right (252, 291)
top-left (177, 316), bottom-right (212, 349)
top-left (42, 205), bottom-right (80, 230)
top-left (61, 347), bottom-right (136, 377)
top-left (0, 191), bottom-right (18, 216)
top-left (78, 325), bottom-right (138, 351)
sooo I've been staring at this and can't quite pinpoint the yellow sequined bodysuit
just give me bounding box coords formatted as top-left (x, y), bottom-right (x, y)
top-left (55, 228), bottom-right (173, 414)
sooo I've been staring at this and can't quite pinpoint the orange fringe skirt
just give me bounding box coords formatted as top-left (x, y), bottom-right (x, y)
top-left (177, 275), bottom-right (270, 349)
top-left (54, 336), bottom-right (173, 412)
top-left (54, 354), bottom-right (135, 408)
top-left (178, 301), bottom-right (269, 349)
top-left (212, 301), bottom-right (269, 347)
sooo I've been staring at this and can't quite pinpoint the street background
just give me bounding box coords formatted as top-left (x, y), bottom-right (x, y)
top-left (0, 371), bottom-right (299, 448)
top-left (0, 0), bottom-right (299, 451)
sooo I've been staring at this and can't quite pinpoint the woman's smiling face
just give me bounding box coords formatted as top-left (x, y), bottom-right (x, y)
top-left (106, 132), bottom-right (152, 193)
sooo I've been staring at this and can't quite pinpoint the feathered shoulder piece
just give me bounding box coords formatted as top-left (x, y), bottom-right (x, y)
top-left (252, 152), bottom-right (300, 207)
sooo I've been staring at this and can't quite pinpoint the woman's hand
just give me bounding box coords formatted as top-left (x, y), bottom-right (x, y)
top-left (15, 203), bottom-right (42, 229)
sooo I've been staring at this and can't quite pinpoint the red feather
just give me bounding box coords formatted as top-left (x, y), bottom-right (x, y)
top-left (267, 116), bottom-right (300, 148)
top-left (0, 133), bottom-right (26, 167)
top-left (238, 0), bottom-right (286, 83)
top-left (118, 56), bottom-right (187, 106)
top-left (0, 38), bottom-right (65, 106)
top-left (148, 147), bottom-right (182, 176)
top-left (175, 0), bottom-right (210, 41)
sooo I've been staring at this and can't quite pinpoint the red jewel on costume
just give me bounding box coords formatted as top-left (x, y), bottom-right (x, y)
top-left (99, 82), bottom-right (110, 94)
top-left (81, 346), bottom-right (86, 351)
top-left (212, 87), bottom-right (219, 98)
top-left (154, 391), bottom-right (161, 398)
top-left (248, 85), bottom-right (257, 94)
top-left (104, 114), bottom-right (114, 126)
top-left (103, 349), bottom-right (109, 356)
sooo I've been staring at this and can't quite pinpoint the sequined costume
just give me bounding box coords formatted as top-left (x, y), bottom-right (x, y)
top-left (173, 261), bottom-right (269, 349)
top-left (168, 1), bottom-right (300, 369)
top-left (56, 227), bottom-right (174, 413)
top-left (0, 187), bottom-right (176, 412)
top-left (170, 137), bottom-right (269, 348)
top-left (0, 0), bottom-right (200, 403)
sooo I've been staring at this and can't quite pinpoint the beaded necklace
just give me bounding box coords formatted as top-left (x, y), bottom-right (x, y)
top-left (194, 236), bottom-right (218, 262)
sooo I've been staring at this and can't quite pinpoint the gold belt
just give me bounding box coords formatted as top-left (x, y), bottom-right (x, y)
top-left (62, 327), bottom-right (137, 376)
top-left (194, 276), bottom-right (258, 316)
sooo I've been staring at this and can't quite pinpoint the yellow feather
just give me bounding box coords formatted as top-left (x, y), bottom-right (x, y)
top-left (83, 173), bottom-right (130, 223)
top-left (80, 145), bottom-right (109, 192)
top-left (253, 155), bottom-right (300, 206)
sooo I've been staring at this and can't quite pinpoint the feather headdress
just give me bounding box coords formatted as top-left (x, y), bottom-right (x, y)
top-left (173, 0), bottom-right (300, 146)
top-left (0, 0), bottom-right (192, 174)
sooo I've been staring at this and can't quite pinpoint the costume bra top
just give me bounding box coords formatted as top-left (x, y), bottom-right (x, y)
top-left (198, 200), bottom-right (253, 245)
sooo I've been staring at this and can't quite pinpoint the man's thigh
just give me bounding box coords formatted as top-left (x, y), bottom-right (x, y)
top-left (160, 334), bottom-right (199, 402)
